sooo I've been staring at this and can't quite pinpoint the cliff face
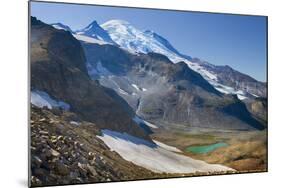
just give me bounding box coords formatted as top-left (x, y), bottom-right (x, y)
top-left (30, 17), bottom-right (150, 140)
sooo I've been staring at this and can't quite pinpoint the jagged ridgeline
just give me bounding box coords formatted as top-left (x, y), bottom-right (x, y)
top-left (30, 17), bottom-right (150, 140)
top-left (30, 15), bottom-right (267, 187)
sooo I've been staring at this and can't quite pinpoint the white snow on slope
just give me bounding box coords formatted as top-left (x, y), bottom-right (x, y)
top-left (73, 34), bottom-right (109, 45)
top-left (51, 23), bottom-right (73, 33)
top-left (131, 84), bottom-right (141, 91)
top-left (52, 24), bottom-right (66, 31)
top-left (101, 20), bottom-right (186, 63)
top-left (133, 116), bottom-right (158, 129)
top-left (31, 90), bottom-right (70, 110)
top-left (118, 88), bottom-right (129, 95)
top-left (101, 19), bottom-right (248, 100)
top-left (131, 84), bottom-right (147, 92)
top-left (153, 140), bottom-right (182, 153)
top-left (97, 129), bottom-right (234, 173)
top-left (211, 81), bottom-right (247, 100)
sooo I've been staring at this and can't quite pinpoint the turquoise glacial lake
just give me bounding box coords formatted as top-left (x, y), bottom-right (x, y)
top-left (186, 142), bottom-right (228, 154)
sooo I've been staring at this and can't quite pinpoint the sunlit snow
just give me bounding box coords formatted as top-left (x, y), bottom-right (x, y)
top-left (97, 130), bottom-right (234, 173)
top-left (101, 19), bottom-right (248, 99)
top-left (73, 34), bottom-right (109, 45)
top-left (31, 90), bottom-right (70, 110)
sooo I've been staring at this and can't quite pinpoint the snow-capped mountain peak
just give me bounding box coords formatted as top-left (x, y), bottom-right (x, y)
top-left (70, 19), bottom-right (265, 100)
top-left (51, 23), bottom-right (73, 33)
top-left (75, 20), bottom-right (115, 44)
top-left (81, 20), bottom-right (100, 32)
top-left (101, 19), bottom-right (131, 27)
top-left (101, 19), bottom-right (183, 58)
top-left (100, 19), bottom-right (261, 100)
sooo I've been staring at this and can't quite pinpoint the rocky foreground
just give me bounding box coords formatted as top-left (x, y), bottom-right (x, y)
top-left (30, 106), bottom-right (174, 186)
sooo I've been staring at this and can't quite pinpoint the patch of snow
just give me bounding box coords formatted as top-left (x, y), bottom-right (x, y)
top-left (118, 88), bottom-right (129, 95)
top-left (51, 23), bottom-right (73, 33)
top-left (250, 93), bottom-right (259, 98)
top-left (212, 81), bottom-right (248, 100)
top-left (142, 88), bottom-right (147, 91)
top-left (237, 94), bottom-right (247, 100)
top-left (153, 140), bottom-right (182, 153)
top-left (31, 90), bottom-right (70, 110)
top-left (73, 34), bottom-right (109, 45)
top-left (133, 116), bottom-right (158, 129)
top-left (97, 130), bottom-right (234, 173)
top-left (52, 24), bottom-right (65, 31)
top-left (131, 84), bottom-right (140, 91)
top-left (188, 62), bottom-right (218, 82)
top-left (142, 120), bottom-right (158, 129)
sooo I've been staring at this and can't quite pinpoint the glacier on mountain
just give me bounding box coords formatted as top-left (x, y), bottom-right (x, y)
top-left (100, 19), bottom-right (248, 99)
top-left (57, 19), bottom-right (261, 100)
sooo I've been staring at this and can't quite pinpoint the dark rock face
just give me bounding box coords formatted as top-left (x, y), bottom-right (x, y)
top-left (30, 17), bottom-right (150, 140)
top-left (82, 42), bottom-right (266, 131)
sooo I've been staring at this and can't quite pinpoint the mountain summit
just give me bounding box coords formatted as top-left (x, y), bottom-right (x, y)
top-left (57, 18), bottom-right (266, 99)
top-left (76, 20), bottom-right (115, 44)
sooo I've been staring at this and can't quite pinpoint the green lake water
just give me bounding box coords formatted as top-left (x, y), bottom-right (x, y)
top-left (186, 142), bottom-right (228, 154)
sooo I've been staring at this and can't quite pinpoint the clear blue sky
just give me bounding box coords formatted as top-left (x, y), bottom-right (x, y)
top-left (30, 1), bottom-right (267, 81)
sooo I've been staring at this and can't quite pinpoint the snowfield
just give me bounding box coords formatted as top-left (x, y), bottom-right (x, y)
top-left (31, 90), bottom-right (70, 110)
top-left (73, 34), bottom-right (109, 45)
top-left (97, 130), bottom-right (234, 173)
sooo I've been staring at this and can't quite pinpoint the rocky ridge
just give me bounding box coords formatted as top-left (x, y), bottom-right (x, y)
top-left (30, 106), bottom-right (168, 186)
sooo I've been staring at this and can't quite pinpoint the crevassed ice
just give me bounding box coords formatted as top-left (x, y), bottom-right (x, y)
top-left (31, 90), bottom-right (70, 110)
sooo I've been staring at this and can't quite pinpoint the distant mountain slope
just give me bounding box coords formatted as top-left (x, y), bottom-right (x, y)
top-left (81, 41), bottom-right (265, 130)
top-left (100, 19), bottom-right (266, 99)
top-left (55, 19), bottom-right (266, 99)
top-left (197, 63), bottom-right (267, 97)
top-left (30, 16), bottom-right (150, 140)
